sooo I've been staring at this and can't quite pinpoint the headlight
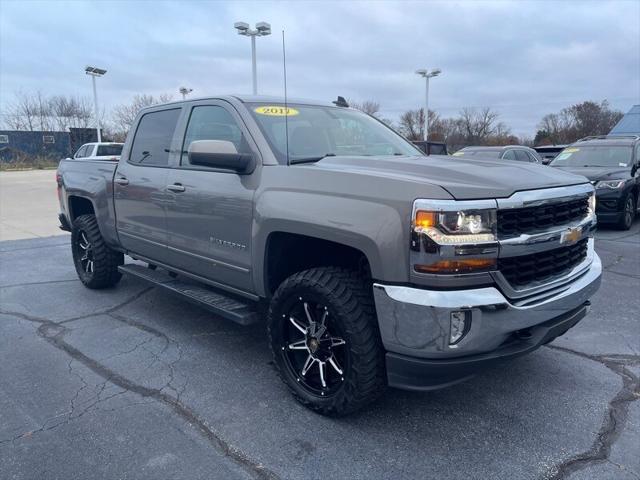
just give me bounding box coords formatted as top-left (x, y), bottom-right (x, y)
top-left (588, 192), bottom-right (596, 217)
top-left (596, 179), bottom-right (625, 189)
top-left (414, 208), bottom-right (497, 244)
top-left (411, 199), bottom-right (498, 274)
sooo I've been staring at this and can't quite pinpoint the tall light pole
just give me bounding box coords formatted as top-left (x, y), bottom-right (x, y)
top-left (85, 66), bottom-right (106, 143)
top-left (234, 21), bottom-right (271, 95)
top-left (415, 68), bottom-right (441, 142)
top-left (179, 87), bottom-right (193, 100)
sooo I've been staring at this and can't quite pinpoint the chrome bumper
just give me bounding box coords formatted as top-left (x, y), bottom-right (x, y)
top-left (373, 251), bottom-right (602, 359)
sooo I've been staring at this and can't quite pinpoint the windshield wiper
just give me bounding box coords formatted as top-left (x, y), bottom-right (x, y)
top-left (289, 153), bottom-right (336, 165)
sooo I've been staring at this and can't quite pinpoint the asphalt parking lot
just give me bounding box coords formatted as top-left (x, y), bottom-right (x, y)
top-left (0, 214), bottom-right (638, 478)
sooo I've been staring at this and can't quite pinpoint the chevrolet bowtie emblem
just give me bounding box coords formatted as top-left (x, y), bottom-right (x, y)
top-left (561, 227), bottom-right (581, 245)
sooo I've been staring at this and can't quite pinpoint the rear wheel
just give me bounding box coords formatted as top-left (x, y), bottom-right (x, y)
top-left (617, 194), bottom-right (635, 230)
top-left (71, 214), bottom-right (123, 289)
top-left (267, 267), bottom-right (386, 416)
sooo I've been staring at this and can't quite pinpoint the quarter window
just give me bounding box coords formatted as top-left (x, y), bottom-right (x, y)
top-left (129, 108), bottom-right (181, 166)
top-left (181, 105), bottom-right (250, 165)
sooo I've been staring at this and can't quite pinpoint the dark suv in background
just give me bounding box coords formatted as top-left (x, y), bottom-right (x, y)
top-left (454, 145), bottom-right (543, 163)
top-left (550, 135), bottom-right (640, 230)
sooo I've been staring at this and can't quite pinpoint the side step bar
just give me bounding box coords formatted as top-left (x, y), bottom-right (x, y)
top-left (118, 264), bottom-right (260, 326)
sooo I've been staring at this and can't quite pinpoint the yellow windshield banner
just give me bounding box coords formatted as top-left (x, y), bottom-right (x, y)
top-left (564, 148), bottom-right (580, 153)
top-left (254, 106), bottom-right (299, 116)
top-left (452, 152), bottom-right (464, 156)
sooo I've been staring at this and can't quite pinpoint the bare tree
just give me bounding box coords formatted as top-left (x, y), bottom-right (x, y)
top-left (2, 91), bottom-right (97, 132)
top-left (349, 100), bottom-right (381, 116)
top-left (48, 95), bottom-right (94, 131)
top-left (398, 108), bottom-right (425, 141)
top-left (535, 100), bottom-right (623, 145)
top-left (111, 93), bottom-right (173, 135)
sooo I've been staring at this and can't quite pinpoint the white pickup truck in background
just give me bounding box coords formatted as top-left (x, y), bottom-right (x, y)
top-left (69, 142), bottom-right (124, 161)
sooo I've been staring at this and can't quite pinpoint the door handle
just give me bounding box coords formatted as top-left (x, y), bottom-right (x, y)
top-left (167, 183), bottom-right (186, 193)
top-left (114, 176), bottom-right (129, 186)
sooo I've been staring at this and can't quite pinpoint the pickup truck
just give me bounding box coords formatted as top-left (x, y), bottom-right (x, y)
top-left (57, 95), bottom-right (602, 415)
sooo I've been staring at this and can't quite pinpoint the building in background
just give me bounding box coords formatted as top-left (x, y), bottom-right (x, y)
top-left (0, 130), bottom-right (71, 162)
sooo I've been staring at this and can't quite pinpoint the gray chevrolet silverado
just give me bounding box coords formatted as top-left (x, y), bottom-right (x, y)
top-left (57, 95), bottom-right (602, 415)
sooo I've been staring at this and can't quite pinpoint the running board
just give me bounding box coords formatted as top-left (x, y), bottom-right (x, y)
top-left (118, 264), bottom-right (260, 326)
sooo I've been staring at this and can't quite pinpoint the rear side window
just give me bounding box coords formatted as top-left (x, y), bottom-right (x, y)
top-left (129, 109), bottom-right (181, 166)
top-left (97, 144), bottom-right (123, 157)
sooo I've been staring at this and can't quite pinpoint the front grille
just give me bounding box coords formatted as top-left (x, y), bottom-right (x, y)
top-left (498, 238), bottom-right (589, 287)
top-left (497, 197), bottom-right (589, 237)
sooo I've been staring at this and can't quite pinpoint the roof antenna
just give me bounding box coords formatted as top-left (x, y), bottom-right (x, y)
top-left (282, 30), bottom-right (290, 166)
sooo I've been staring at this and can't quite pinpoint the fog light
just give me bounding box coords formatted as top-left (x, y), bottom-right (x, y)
top-left (449, 310), bottom-right (470, 345)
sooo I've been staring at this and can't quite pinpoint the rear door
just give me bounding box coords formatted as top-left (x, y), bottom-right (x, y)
top-left (164, 100), bottom-right (259, 293)
top-left (114, 107), bottom-right (182, 260)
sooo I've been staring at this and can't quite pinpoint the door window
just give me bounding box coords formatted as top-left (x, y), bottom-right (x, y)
top-left (502, 150), bottom-right (517, 161)
top-left (129, 108), bottom-right (181, 166)
top-left (75, 145), bottom-right (89, 158)
top-left (181, 105), bottom-right (250, 165)
top-left (514, 150), bottom-right (531, 162)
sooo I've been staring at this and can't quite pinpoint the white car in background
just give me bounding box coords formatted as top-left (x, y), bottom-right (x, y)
top-left (71, 142), bottom-right (124, 161)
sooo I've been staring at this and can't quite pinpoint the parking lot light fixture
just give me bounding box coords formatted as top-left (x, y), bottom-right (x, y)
top-left (234, 21), bottom-right (272, 95)
top-left (415, 68), bottom-right (442, 142)
top-left (179, 87), bottom-right (193, 100)
top-left (85, 66), bottom-right (107, 143)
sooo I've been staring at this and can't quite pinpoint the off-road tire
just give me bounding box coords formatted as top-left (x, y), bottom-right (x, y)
top-left (71, 214), bottom-right (123, 289)
top-left (267, 267), bottom-right (386, 416)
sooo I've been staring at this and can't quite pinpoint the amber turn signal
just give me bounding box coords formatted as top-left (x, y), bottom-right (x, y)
top-left (414, 258), bottom-right (496, 274)
top-left (415, 211), bottom-right (436, 229)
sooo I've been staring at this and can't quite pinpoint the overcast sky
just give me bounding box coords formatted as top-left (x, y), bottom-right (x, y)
top-left (1, 0), bottom-right (638, 136)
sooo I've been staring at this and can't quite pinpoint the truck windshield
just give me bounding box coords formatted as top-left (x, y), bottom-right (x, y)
top-left (246, 103), bottom-right (421, 164)
top-left (551, 146), bottom-right (632, 167)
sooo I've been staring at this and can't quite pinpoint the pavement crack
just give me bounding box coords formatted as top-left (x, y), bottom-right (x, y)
top-left (5, 312), bottom-right (279, 480)
top-left (543, 345), bottom-right (640, 480)
top-left (0, 279), bottom-right (79, 289)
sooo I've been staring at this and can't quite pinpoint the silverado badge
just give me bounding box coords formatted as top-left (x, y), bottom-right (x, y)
top-left (560, 227), bottom-right (581, 245)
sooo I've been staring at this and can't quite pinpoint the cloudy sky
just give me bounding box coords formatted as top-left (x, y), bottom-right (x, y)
top-left (1, 0), bottom-right (638, 137)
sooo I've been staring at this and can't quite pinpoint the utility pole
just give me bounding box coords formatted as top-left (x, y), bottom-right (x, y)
top-left (85, 66), bottom-right (107, 143)
top-left (415, 68), bottom-right (442, 142)
top-left (234, 21), bottom-right (272, 95)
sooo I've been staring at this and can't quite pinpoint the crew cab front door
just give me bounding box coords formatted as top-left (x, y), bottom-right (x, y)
top-left (114, 107), bottom-right (182, 260)
top-left (164, 101), bottom-right (258, 294)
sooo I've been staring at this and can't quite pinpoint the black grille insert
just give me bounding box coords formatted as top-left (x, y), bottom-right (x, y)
top-left (498, 197), bottom-right (589, 237)
top-left (498, 239), bottom-right (589, 287)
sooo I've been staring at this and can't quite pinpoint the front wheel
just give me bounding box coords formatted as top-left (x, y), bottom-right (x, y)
top-left (267, 267), bottom-right (386, 416)
top-left (617, 194), bottom-right (635, 230)
top-left (71, 214), bottom-right (123, 289)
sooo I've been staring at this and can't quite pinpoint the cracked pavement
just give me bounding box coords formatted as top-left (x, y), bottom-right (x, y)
top-left (0, 221), bottom-right (638, 479)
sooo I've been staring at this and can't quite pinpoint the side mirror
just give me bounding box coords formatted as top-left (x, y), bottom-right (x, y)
top-left (188, 140), bottom-right (255, 174)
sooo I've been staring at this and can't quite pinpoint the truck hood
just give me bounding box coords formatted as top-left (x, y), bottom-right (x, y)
top-left (552, 166), bottom-right (631, 182)
top-left (310, 155), bottom-right (589, 199)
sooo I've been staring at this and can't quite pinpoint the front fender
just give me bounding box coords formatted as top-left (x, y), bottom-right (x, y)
top-left (252, 189), bottom-right (409, 297)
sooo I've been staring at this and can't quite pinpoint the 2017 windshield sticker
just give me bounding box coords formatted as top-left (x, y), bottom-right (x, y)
top-left (254, 106), bottom-right (299, 116)
top-left (564, 148), bottom-right (580, 153)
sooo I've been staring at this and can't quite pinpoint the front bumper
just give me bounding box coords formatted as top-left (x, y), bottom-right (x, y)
top-left (373, 252), bottom-right (602, 390)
